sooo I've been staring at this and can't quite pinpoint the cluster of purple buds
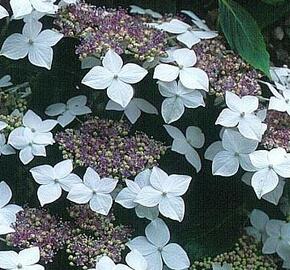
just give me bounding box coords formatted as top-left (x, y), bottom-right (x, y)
top-left (261, 110), bottom-right (290, 152)
top-left (6, 207), bottom-right (71, 264)
top-left (55, 2), bottom-right (167, 61)
top-left (194, 38), bottom-right (262, 97)
top-left (55, 117), bottom-right (166, 180)
top-left (191, 235), bottom-right (279, 270)
top-left (66, 205), bottom-right (132, 269)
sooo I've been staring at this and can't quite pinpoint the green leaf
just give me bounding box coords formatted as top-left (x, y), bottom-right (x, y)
top-left (260, 0), bottom-right (285, 5)
top-left (218, 0), bottom-right (270, 76)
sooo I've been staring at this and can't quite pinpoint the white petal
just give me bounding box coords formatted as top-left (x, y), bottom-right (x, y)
top-left (35, 30), bottom-right (63, 46)
top-left (238, 115), bottom-right (266, 141)
top-left (37, 183), bottom-right (62, 206)
top-left (45, 103), bottom-right (66, 116)
top-left (59, 174), bottom-right (82, 192)
top-left (215, 109), bottom-right (240, 127)
top-left (240, 95), bottom-right (259, 113)
top-left (135, 205), bottom-right (159, 220)
top-left (185, 149), bottom-right (202, 172)
top-left (82, 66), bottom-right (113, 89)
top-left (83, 167), bottom-right (100, 189)
top-left (95, 256), bottom-right (116, 270)
top-left (145, 218), bottom-right (170, 248)
top-left (38, 120), bottom-right (57, 133)
top-left (161, 19), bottom-right (189, 34)
top-left (67, 184), bottom-right (92, 204)
top-left (107, 79), bottom-right (134, 108)
top-left (0, 182), bottom-right (12, 208)
top-left (134, 98), bottom-right (158, 115)
top-left (127, 236), bottom-right (157, 256)
top-left (150, 167), bottom-right (169, 192)
top-left (31, 145), bottom-right (47, 156)
top-left (177, 31), bottom-right (200, 48)
top-left (268, 97), bottom-right (287, 112)
top-left (251, 169), bottom-right (279, 199)
top-left (95, 178), bottom-right (118, 194)
top-left (0, 144), bottom-right (16, 155)
top-left (10, 0), bottom-right (32, 18)
top-left (126, 250), bottom-right (147, 270)
top-left (135, 186), bottom-right (162, 207)
top-left (162, 243), bottom-right (190, 269)
top-left (186, 126), bottom-right (205, 148)
top-left (57, 111), bottom-right (75, 127)
top-left (119, 64), bottom-right (148, 84)
top-left (225, 91), bottom-right (242, 112)
top-left (262, 237), bottom-right (279, 254)
top-left (19, 247), bottom-right (40, 266)
top-left (54, 159), bottom-right (73, 179)
top-left (163, 124), bottom-right (186, 141)
top-left (19, 147), bottom-right (34, 164)
top-left (167, 174), bottom-right (191, 196)
top-left (212, 151), bottom-right (239, 176)
top-left (124, 102), bottom-right (141, 124)
top-left (159, 196), bottom-right (185, 222)
top-left (30, 165), bottom-right (54, 184)
top-left (204, 141), bottom-right (223, 161)
top-left (161, 97), bottom-right (184, 124)
top-left (249, 150), bottom-right (269, 169)
top-left (0, 6), bottom-right (8, 19)
top-left (8, 127), bottom-right (29, 150)
top-left (135, 169), bottom-right (151, 188)
top-left (153, 64), bottom-right (179, 82)
top-left (158, 81), bottom-right (178, 97)
top-left (102, 49), bottom-right (123, 74)
top-left (89, 194), bottom-right (113, 215)
top-left (115, 187), bottom-right (137, 209)
top-left (262, 179), bottom-right (285, 205)
top-left (180, 67), bottom-right (209, 91)
top-left (144, 252), bottom-right (163, 270)
top-left (173, 48), bottom-right (197, 67)
top-left (0, 251), bottom-right (18, 269)
top-left (0, 33), bottom-right (29, 60)
top-left (28, 44), bottom-right (53, 69)
top-left (249, 209), bottom-right (269, 232)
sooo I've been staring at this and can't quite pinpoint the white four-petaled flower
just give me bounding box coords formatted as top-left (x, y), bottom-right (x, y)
top-left (82, 49), bottom-right (148, 108)
top-left (30, 160), bottom-right (82, 206)
top-left (153, 48), bottom-right (209, 91)
top-left (135, 167), bottom-right (191, 222)
top-left (115, 169), bottom-right (159, 220)
top-left (106, 98), bottom-right (158, 124)
top-left (158, 80), bottom-right (205, 123)
top-left (8, 110), bottom-right (57, 164)
top-left (249, 147), bottom-right (290, 199)
top-left (164, 124), bottom-right (205, 172)
top-left (0, 247), bottom-right (44, 270)
top-left (215, 91), bottom-right (267, 141)
top-left (208, 129), bottom-right (258, 176)
top-left (67, 167), bottom-right (118, 215)
top-left (45, 95), bottom-right (92, 127)
top-left (1, 22), bottom-right (63, 70)
top-left (127, 218), bottom-right (190, 270)
top-left (160, 19), bottom-right (218, 48)
top-left (0, 181), bottom-right (22, 235)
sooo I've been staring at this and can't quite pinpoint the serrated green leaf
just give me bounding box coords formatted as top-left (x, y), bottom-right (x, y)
top-left (219, 0), bottom-right (270, 76)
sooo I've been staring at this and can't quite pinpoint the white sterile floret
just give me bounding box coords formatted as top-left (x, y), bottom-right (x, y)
top-left (127, 218), bottom-right (190, 270)
top-left (0, 134), bottom-right (16, 156)
top-left (0, 181), bottom-right (22, 235)
top-left (0, 247), bottom-right (44, 270)
top-left (0, 5), bottom-right (8, 19)
top-left (130, 5), bottom-right (162, 19)
top-left (270, 66), bottom-right (290, 87)
top-left (67, 167), bottom-right (118, 215)
top-left (158, 80), bottom-right (205, 123)
top-left (10, 0), bottom-right (57, 18)
top-left (262, 220), bottom-right (290, 262)
top-left (0, 75), bottom-right (13, 88)
top-left (210, 129), bottom-right (258, 176)
top-left (8, 110), bottom-right (57, 164)
top-left (265, 81), bottom-right (290, 115)
top-left (106, 98), bottom-right (158, 124)
top-left (153, 48), bottom-right (209, 91)
top-left (249, 147), bottom-right (290, 199)
top-left (242, 172), bottom-right (285, 206)
top-left (45, 95), bottom-right (92, 127)
top-left (212, 263), bottom-right (232, 270)
top-left (82, 49), bottom-right (148, 108)
top-left (245, 209), bottom-right (269, 243)
top-left (135, 167), bottom-right (192, 222)
top-left (164, 124), bottom-right (205, 172)
top-left (115, 169), bottom-right (159, 220)
top-left (215, 91), bottom-right (267, 141)
top-left (0, 21), bottom-right (63, 70)
top-left (91, 250), bottom-right (147, 270)
top-left (30, 160), bottom-right (82, 206)
top-left (160, 18), bottom-right (217, 48)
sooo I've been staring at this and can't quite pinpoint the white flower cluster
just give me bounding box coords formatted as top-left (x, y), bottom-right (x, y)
top-left (246, 209), bottom-right (290, 269)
